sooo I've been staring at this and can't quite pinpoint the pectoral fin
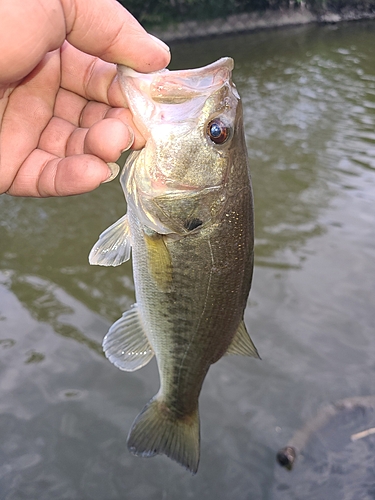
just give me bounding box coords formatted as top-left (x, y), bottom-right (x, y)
top-left (103, 304), bottom-right (154, 371)
top-left (226, 321), bottom-right (260, 359)
top-left (89, 214), bottom-right (131, 267)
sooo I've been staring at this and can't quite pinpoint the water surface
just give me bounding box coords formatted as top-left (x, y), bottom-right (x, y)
top-left (0, 21), bottom-right (375, 500)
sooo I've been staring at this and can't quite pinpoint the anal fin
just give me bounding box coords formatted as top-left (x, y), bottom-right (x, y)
top-left (103, 304), bottom-right (154, 371)
top-left (225, 320), bottom-right (260, 359)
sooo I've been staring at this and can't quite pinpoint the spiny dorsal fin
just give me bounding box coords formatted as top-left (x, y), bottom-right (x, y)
top-left (89, 214), bottom-right (131, 267)
top-left (226, 321), bottom-right (260, 359)
top-left (103, 304), bottom-right (154, 371)
top-left (127, 396), bottom-right (200, 474)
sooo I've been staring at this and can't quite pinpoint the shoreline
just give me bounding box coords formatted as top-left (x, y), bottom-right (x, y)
top-left (150, 8), bottom-right (375, 43)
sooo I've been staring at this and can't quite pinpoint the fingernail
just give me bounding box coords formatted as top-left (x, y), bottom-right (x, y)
top-left (103, 162), bottom-right (120, 184)
top-left (122, 126), bottom-right (134, 153)
top-left (149, 34), bottom-right (170, 53)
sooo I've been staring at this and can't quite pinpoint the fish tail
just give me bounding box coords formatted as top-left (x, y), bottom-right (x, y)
top-left (127, 396), bottom-right (200, 474)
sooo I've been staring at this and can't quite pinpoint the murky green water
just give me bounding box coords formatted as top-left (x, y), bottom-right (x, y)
top-left (1, 21), bottom-right (375, 500)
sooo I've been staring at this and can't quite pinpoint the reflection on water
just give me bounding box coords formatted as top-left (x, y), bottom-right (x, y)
top-left (273, 399), bottom-right (375, 499)
top-left (0, 20), bottom-right (375, 500)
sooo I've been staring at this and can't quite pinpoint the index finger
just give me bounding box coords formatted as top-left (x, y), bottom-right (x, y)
top-left (60, 42), bottom-right (124, 107)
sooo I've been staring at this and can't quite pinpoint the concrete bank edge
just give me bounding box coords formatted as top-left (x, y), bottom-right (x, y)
top-left (150, 8), bottom-right (375, 43)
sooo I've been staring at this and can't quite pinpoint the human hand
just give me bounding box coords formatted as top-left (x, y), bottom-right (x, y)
top-left (0, 0), bottom-right (170, 197)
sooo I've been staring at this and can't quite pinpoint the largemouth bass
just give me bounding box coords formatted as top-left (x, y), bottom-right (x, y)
top-left (89, 57), bottom-right (259, 474)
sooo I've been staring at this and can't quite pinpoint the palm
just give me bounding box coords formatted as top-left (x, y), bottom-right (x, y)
top-left (1, 42), bottom-right (138, 196)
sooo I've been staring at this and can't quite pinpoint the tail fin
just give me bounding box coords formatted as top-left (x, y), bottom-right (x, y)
top-left (127, 396), bottom-right (200, 474)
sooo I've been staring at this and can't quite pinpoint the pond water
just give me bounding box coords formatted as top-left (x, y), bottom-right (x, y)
top-left (1, 20), bottom-right (375, 500)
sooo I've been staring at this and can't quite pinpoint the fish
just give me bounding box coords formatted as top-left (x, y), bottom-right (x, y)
top-left (89, 57), bottom-right (259, 474)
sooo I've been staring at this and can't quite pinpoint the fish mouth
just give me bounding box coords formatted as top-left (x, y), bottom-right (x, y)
top-left (149, 58), bottom-right (234, 103)
top-left (117, 58), bottom-right (235, 137)
top-left (119, 57), bottom-right (234, 102)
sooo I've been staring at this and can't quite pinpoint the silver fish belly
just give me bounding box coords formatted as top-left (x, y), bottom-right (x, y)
top-left (89, 57), bottom-right (259, 474)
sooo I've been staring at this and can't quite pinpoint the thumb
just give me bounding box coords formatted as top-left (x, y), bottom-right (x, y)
top-left (62, 0), bottom-right (170, 72)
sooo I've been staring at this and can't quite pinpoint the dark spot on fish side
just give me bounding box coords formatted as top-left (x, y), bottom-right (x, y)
top-left (184, 218), bottom-right (203, 231)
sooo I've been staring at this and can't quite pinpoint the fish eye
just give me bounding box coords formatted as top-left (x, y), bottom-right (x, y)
top-left (207, 119), bottom-right (230, 145)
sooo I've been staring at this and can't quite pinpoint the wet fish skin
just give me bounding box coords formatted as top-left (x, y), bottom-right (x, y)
top-left (89, 58), bottom-right (259, 474)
